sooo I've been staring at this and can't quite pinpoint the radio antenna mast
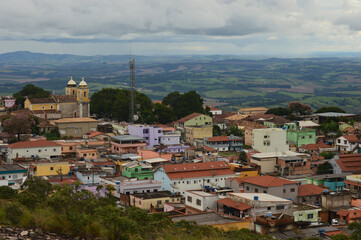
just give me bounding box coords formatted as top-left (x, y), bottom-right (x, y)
top-left (129, 43), bottom-right (136, 124)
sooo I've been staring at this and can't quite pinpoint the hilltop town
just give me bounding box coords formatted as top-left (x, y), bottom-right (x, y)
top-left (2, 78), bottom-right (361, 239)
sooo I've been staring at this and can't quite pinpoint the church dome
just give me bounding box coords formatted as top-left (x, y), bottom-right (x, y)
top-left (67, 76), bottom-right (76, 87)
top-left (78, 77), bottom-right (88, 88)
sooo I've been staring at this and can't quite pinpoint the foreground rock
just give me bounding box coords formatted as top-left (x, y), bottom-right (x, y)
top-left (0, 226), bottom-right (79, 240)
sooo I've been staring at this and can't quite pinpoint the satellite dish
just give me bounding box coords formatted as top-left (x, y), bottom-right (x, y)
top-left (133, 115), bottom-right (139, 121)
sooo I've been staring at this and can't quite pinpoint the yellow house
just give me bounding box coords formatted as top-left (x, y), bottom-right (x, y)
top-left (229, 163), bottom-right (259, 178)
top-left (30, 162), bottom-right (70, 177)
top-left (24, 77), bottom-right (90, 118)
top-left (129, 191), bottom-right (181, 210)
top-left (185, 126), bottom-right (213, 146)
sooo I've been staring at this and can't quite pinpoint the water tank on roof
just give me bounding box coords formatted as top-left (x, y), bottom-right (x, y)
top-left (282, 126), bottom-right (287, 130)
top-left (318, 229), bottom-right (325, 235)
top-left (254, 196), bottom-right (259, 201)
top-left (116, 182), bottom-right (120, 185)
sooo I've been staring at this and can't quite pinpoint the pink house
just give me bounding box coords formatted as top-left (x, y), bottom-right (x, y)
top-left (4, 98), bottom-right (15, 108)
top-left (111, 135), bottom-right (146, 154)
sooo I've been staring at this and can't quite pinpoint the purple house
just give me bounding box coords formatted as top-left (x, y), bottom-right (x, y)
top-left (128, 125), bottom-right (163, 147)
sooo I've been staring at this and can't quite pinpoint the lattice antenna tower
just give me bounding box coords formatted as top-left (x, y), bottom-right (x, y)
top-left (129, 44), bottom-right (136, 123)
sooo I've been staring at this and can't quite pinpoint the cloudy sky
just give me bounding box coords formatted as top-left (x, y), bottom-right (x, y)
top-left (1, 0), bottom-right (361, 56)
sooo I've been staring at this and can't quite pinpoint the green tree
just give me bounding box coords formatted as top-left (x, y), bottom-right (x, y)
top-left (349, 221), bottom-right (361, 240)
top-left (153, 103), bottom-right (177, 124)
top-left (225, 126), bottom-right (244, 137)
top-left (90, 88), bottom-right (154, 123)
top-left (5, 203), bottom-right (23, 225)
top-left (213, 125), bottom-right (221, 136)
top-left (320, 120), bottom-right (339, 134)
top-left (266, 107), bottom-right (292, 116)
top-left (13, 84), bottom-right (51, 107)
top-left (238, 151), bottom-right (247, 163)
top-left (315, 106), bottom-right (346, 114)
top-left (317, 162), bottom-right (333, 174)
top-left (320, 152), bottom-right (335, 159)
top-left (162, 91), bottom-right (181, 109)
top-left (0, 186), bottom-right (17, 199)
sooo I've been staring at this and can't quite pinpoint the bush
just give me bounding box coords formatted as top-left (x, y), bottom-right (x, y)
top-left (5, 203), bottom-right (23, 225)
top-left (0, 186), bottom-right (17, 199)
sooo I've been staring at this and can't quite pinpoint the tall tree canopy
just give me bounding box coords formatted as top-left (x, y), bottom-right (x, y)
top-left (3, 114), bottom-right (35, 141)
top-left (315, 106), bottom-right (346, 113)
top-left (288, 101), bottom-right (312, 115)
top-left (266, 107), bottom-right (292, 116)
top-left (163, 91), bottom-right (204, 118)
top-left (13, 84), bottom-right (51, 107)
top-left (152, 103), bottom-right (177, 124)
top-left (90, 88), bottom-right (154, 123)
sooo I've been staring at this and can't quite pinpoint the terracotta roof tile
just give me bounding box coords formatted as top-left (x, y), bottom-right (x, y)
top-left (162, 161), bottom-right (230, 173)
top-left (335, 154), bottom-right (361, 172)
top-left (54, 117), bottom-right (97, 123)
top-left (240, 175), bottom-right (297, 187)
top-left (85, 130), bottom-right (103, 138)
top-left (298, 184), bottom-right (326, 197)
top-left (53, 95), bottom-right (77, 103)
top-left (167, 169), bottom-right (234, 180)
top-left (216, 198), bottom-right (252, 211)
top-left (203, 145), bottom-right (217, 152)
top-left (138, 150), bottom-right (160, 160)
top-left (8, 140), bottom-right (60, 149)
top-left (343, 135), bottom-right (359, 143)
top-left (206, 136), bottom-right (230, 142)
top-left (337, 209), bottom-right (349, 217)
top-left (28, 98), bottom-right (55, 104)
top-left (351, 199), bottom-right (361, 207)
top-left (228, 177), bottom-right (242, 185)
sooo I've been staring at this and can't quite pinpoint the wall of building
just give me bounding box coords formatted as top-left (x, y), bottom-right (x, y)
top-left (287, 129), bottom-right (316, 148)
top-left (185, 126), bottom-right (213, 145)
top-left (128, 125), bottom-right (163, 147)
top-left (293, 209), bottom-right (320, 222)
top-left (129, 195), bottom-right (181, 210)
top-left (185, 191), bottom-right (219, 211)
top-left (56, 121), bottom-right (97, 138)
top-left (8, 146), bottom-right (62, 162)
top-left (184, 114), bottom-right (212, 127)
top-left (34, 162), bottom-right (70, 176)
top-left (243, 183), bottom-right (298, 202)
top-left (253, 129), bottom-right (288, 153)
top-left (250, 157), bottom-right (277, 174)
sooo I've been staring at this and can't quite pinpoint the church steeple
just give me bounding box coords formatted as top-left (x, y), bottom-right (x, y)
top-left (66, 76), bottom-right (77, 95)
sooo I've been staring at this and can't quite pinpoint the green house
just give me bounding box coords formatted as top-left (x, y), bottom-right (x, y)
top-left (287, 128), bottom-right (316, 148)
top-left (293, 204), bottom-right (321, 223)
top-left (176, 113), bottom-right (212, 128)
top-left (122, 161), bottom-right (153, 180)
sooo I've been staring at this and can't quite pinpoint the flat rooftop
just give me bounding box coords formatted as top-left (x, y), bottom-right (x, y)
top-left (132, 191), bottom-right (174, 199)
top-left (171, 212), bottom-right (246, 225)
top-left (187, 190), bottom-right (217, 197)
top-left (252, 151), bottom-right (304, 159)
top-left (230, 193), bottom-right (291, 202)
top-left (315, 112), bottom-right (356, 117)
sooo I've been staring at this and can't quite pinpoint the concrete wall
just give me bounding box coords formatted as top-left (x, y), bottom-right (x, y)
top-left (253, 128), bottom-right (288, 153)
top-left (56, 121), bottom-right (97, 137)
top-left (243, 183), bottom-right (298, 202)
top-left (185, 191), bottom-right (219, 211)
top-left (8, 145), bottom-right (62, 162)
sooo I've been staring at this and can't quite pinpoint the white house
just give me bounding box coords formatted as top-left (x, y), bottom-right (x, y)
top-left (209, 107), bottom-right (222, 116)
top-left (252, 128), bottom-right (288, 153)
top-left (7, 140), bottom-right (62, 163)
top-left (0, 164), bottom-right (27, 187)
top-left (154, 161), bottom-right (235, 195)
top-left (185, 190), bottom-right (220, 212)
top-left (335, 135), bottom-right (360, 153)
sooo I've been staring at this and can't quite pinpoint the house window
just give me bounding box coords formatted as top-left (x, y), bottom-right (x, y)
top-left (38, 149), bottom-right (42, 152)
top-left (83, 154), bottom-right (87, 157)
top-left (139, 201), bottom-right (141, 205)
top-left (51, 105), bottom-right (53, 109)
top-left (283, 189), bottom-right (286, 193)
top-left (194, 180), bottom-right (197, 184)
top-left (53, 149), bottom-right (56, 152)
top-left (267, 207), bottom-right (271, 210)
top-left (246, 186), bottom-right (250, 191)
top-left (309, 135), bottom-right (312, 139)
top-left (187, 196), bottom-right (192, 203)
top-left (263, 190), bottom-right (267, 193)
top-left (290, 188), bottom-right (295, 192)
top-left (84, 91), bottom-right (87, 97)
top-left (255, 188), bottom-right (258, 193)
top-left (307, 214), bottom-right (314, 219)
top-left (187, 181), bottom-right (190, 184)
top-left (338, 140), bottom-right (341, 143)
top-left (72, 90), bottom-right (75, 95)
top-left (196, 199), bottom-right (201, 206)
top-left (276, 205), bottom-right (284, 210)
top-left (135, 168), bottom-right (138, 172)
top-left (157, 200), bottom-right (162, 205)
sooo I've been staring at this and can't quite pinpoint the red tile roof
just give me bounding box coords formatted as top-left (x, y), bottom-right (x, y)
top-left (177, 113), bottom-right (203, 123)
top-left (8, 140), bottom-right (60, 149)
top-left (162, 161), bottom-right (234, 180)
top-left (203, 145), bottom-right (217, 152)
top-left (298, 184), bottom-right (326, 197)
top-left (335, 154), bottom-right (361, 173)
top-left (240, 175), bottom-right (297, 187)
top-left (343, 135), bottom-right (359, 143)
top-left (206, 136), bottom-right (230, 142)
top-left (216, 198), bottom-right (252, 211)
top-left (337, 209), bottom-right (349, 217)
top-left (351, 199), bottom-right (361, 207)
top-left (167, 169), bottom-right (234, 180)
top-left (300, 142), bottom-right (332, 151)
top-left (163, 161), bottom-right (230, 173)
top-left (85, 130), bottom-right (103, 138)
